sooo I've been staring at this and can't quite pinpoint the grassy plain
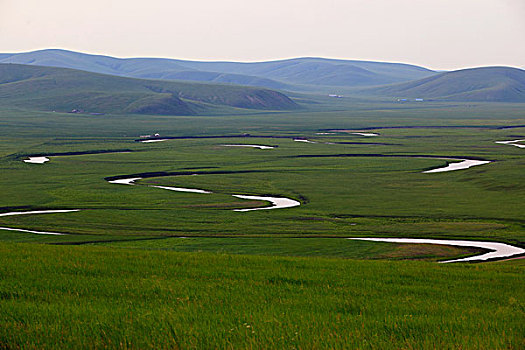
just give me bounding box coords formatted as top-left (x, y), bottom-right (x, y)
top-left (0, 99), bottom-right (524, 348)
top-left (0, 242), bottom-right (523, 349)
top-left (1, 110), bottom-right (523, 243)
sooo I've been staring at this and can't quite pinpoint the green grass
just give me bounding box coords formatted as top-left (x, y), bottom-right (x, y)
top-left (0, 242), bottom-right (523, 349)
top-left (0, 99), bottom-right (523, 348)
top-left (1, 129), bottom-right (523, 244)
top-left (99, 237), bottom-right (486, 261)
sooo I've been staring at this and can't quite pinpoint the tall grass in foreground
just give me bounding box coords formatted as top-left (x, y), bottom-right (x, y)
top-left (0, 242), bottom-right (523, 349)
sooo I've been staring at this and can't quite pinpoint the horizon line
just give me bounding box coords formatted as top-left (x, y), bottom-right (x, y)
top-left (1, 47), bottom-right (524, 72)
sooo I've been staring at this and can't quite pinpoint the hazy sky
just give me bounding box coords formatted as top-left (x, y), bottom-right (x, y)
top-left (1, 0), bottom-right (524, 70)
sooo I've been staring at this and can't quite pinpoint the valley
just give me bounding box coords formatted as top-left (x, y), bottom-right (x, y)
top-left (0, 56), bottom-right (523, 349)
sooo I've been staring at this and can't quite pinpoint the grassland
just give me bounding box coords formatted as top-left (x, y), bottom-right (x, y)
top-left (1, 121), bottom-right (524, 243)
top-left (0, 98), bottom-right (524, 348)
top-left (1, 242), bottom-right (523, 349)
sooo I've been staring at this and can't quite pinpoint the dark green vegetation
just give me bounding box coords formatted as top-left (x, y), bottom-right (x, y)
top-left (0, 64), bottom-right (298, 115)
top-left (0, 49), bottom-right (436, 90)
top-left (0, 76), bottom-right (524, 348)
top-left (1, 243), bottom-right (523, 349)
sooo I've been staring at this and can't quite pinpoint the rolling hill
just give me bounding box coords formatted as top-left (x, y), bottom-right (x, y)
top-left (360, 67), bottom-right (525, 102)
top-left (3, 51), bottom-right (522, 103)
top-left (0, 64), bottom-right (299, 115)
top-left (0, 49), bottom-right (437, 90)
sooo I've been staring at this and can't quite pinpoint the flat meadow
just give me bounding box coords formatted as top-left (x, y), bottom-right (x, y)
top-left (0, 100), bottom-right (524, 348)
top-left (0, 243), bottom-right (523, 349)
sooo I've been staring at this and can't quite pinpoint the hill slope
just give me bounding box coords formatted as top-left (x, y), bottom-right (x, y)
top-left (0, 49), bottom-right (436, 90)
top-left (0, 64), bottom-right (299, 115)
top-left (361, 67), bottom-right (525, 102)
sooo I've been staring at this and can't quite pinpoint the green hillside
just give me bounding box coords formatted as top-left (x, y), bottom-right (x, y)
top-left (0, 64), bottom-right (299, 115)
top-left (362, 67), bottom-right (525, 102)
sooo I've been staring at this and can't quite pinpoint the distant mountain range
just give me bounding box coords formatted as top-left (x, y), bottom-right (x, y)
top-left (0, 49), bottom-right (436, 90)
top-left (1, 49), bottom-right (525, 109)
top-left (0, 64), bottom-right (298, 115)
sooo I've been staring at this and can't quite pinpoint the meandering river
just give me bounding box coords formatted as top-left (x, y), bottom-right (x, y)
top-left (348, 237), bottom-right (525, 263)
top-left (1, 209), bottom-right (523, 262)
top-left (23, 157), bottom-right (49, 164)
top-left (10, 136), bottom-right (520, 262)
top-left (423, 159), bottom-right (491, 173)
top-left (0, 209), bottom-right (80, 235)
top-left (495, 139), bottom-right (525, 148)
top-left (108, 176), bottom-right (299, 211)
top-left (221, 144), bottom-right (275, 149)
top-left (231, 195), bottom-right (301, 211)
